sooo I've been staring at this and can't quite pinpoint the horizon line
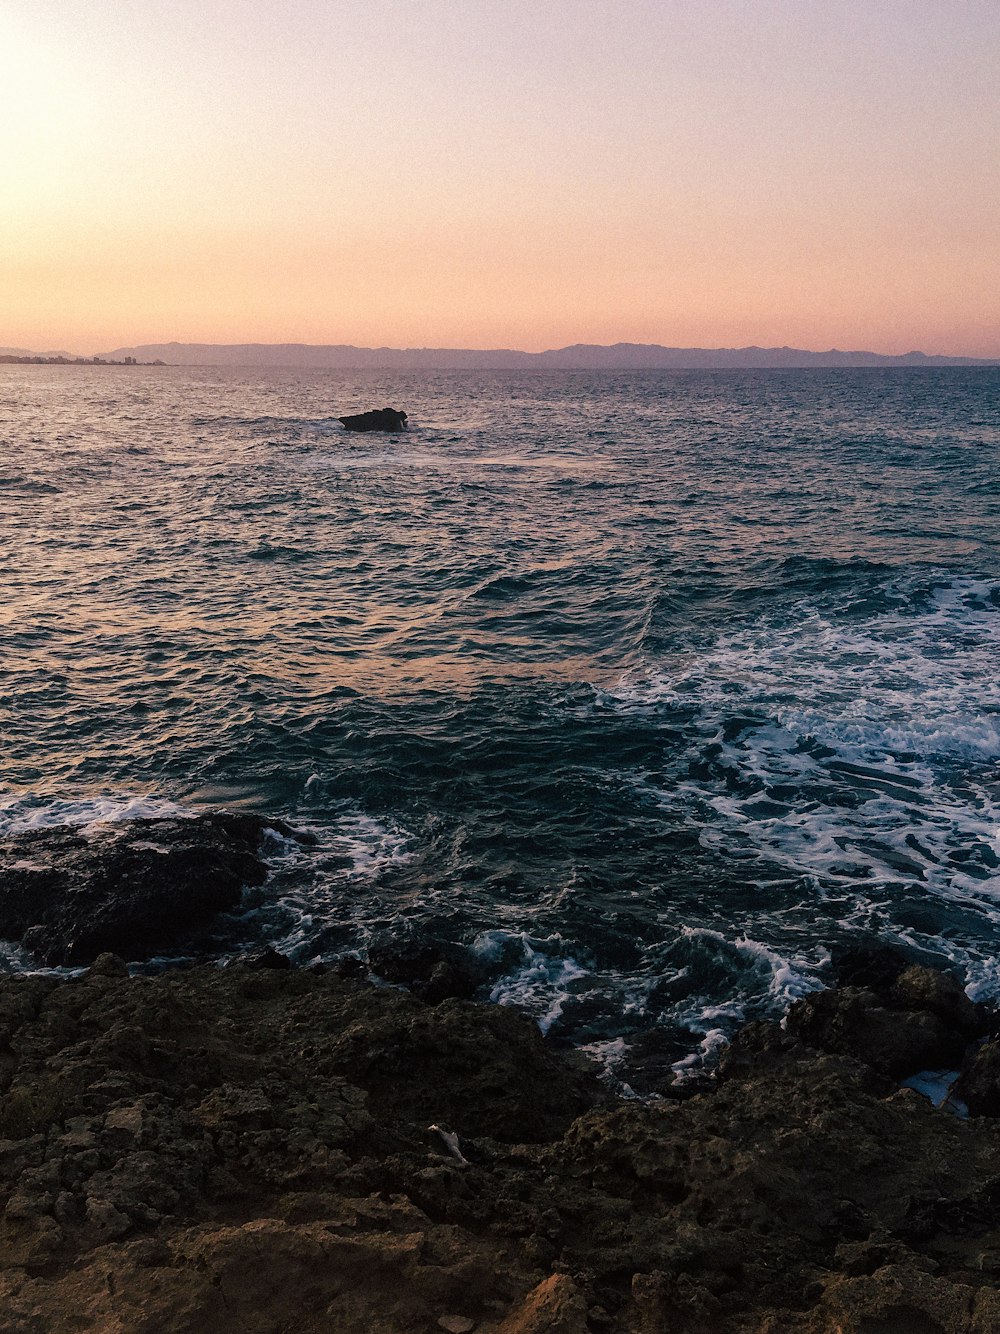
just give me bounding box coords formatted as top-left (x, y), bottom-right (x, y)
top-left (5, 338), bottom-right (1000, 366)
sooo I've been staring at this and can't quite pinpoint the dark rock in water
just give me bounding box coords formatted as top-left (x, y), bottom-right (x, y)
top-left (367, 934), bottom-right (490, 1003)
top-left (337, 407), bottom-right (408, 432)
top-left (87, 952), bottom-right (129, 979)
top-left (715, 1018), bottom-right (799, 1084)
top-left (0, 813), bottom-right (306, 967)
top-left (780, 956), bottom-right (991, 1083)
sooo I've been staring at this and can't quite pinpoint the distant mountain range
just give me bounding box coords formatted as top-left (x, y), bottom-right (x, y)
top-left (1, 345), bottom-right (77, 360)
top-left (5, 341), bottom-right (998, 369)
top-left (93, 341), bottom-right (999, 369)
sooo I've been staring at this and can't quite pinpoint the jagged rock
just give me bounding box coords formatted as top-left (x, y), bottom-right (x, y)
top-left (0, 961), bottom-right (997, 1330)
top-left (367, 935), bottom-right (490, 1003)
top-left (324, 992), bottom-right (601, 1141)
top-left (715, 1019), bottom-right (797, 1083)
top-left (87, 953), bottom-right (129, 979)
top-left (785, 985), bottom-right (967, 1076)
top-left (891, 963), bottom-right (988, 1037)
top-left (0, 814), bottom-right (307, 966)
top-left (337, 407), bottom-right (408, 432)
top-left (797, 1263), bottom-right (980, 1333)
top-left (829, 941), bottom-right (911, 991)
top-left (956, 1041), bottom-right (1000, 1117)
top-left (495, 1275), bottom-right (589, 1333)
top-left (228, 947), bottom-right (291, 971)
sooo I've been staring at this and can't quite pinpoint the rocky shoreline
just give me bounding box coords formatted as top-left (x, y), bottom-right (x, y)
top-left (1, 942), bottom-right (1000, 1332)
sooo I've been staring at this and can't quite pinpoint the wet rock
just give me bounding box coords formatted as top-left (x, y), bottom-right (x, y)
top-left (87, 953), bottom-right (129, 979)
top-left (614, 1026), bottom-right (697, 1097)
top-left (829, 941), bottom-right (911, 992)
top-left (228, 947), bottom-right (291, 971)
top-left (0, 813), bottom-right (307, 966)
top-left (367, 935), bottom-right (490, 1003)
top-left (785, 986), bottom-right (966, 1077)
top-left (715, 1019), bottom-right (797, 1083)
top-left (891, 963), bottom-right (988, 1037)
top-left (956, 1041), bottom-right (1000, 1117)
top-left (337, 407), bottom-right (408, 432)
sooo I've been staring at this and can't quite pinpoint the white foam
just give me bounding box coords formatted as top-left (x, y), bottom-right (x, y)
top-left (671, 1027), bottom-right (730, 1082)
top-left (332, 813), bottom-right (414, 878)
top-left (604, 574), bottom-right (1000, 979)
top-left (576, 1036), bottom-right (643, 1097)
top-left (479, 931), bottom-right (591, 1033)
top-left (0, 793), bottom-right (191, 836)
top-left (245, 810), bottom-right (417, 960)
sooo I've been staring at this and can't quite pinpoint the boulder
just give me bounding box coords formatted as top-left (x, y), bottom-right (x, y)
top-left (891, 963), bottom-right (988, 1037)
top-left (829, 941), bottom-right (911, 992)
top-left (0, 813), bottom-right (307, 966)
top-left (956, 1041), bottom-right (1000, 1117)
top-left (337, 407), bottom-right (408, 432)
top-left (784, 986), bottom-right (964, 1077)
top-left (228, 947), bottom-right (292, 971)
top-left (367, 935), bottom-right (490, 1003)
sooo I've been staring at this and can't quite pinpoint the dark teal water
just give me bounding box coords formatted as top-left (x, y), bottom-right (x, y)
top-left (2, 366), bottom-right (999, 1076)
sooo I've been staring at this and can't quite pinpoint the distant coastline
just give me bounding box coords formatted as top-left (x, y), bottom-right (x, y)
top-left (4, 340), bottom-right (999, 370)
top-left (0, 353), bottom-right (164, 366)
top-left (94, 340), bottom-right (1000, 370)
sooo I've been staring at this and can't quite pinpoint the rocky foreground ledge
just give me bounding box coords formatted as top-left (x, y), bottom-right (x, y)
top-left (2, 952), bottom-right (1000, 1331)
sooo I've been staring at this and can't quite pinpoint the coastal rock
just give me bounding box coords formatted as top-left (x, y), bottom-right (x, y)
top-left (891, 963), bottom-right (988, 1037)
top-left (0, 813), bottom-right (306, 966)
top-left (228, 946), bottom-right (292, 971)
top-left (0, 962), bottom-right (998, 1330)
top-left (323, 991), bottom-right (601, 1141)
top-left (367, 934), bottom-right (490, 1003)
top-left (785, 985), bottom-right (964, 1076)
top-left (337, 407), bottom-right (408, 432)
top-left (956, 1041), bottom-right (1000, 1117)
top-left (494, 1275), bottom-right (589, 1333)
top-left (829, 940), bottom-right (912, 991)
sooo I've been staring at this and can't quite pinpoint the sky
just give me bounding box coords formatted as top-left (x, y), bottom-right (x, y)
top-left (2, 0), bottom-right (998, 355)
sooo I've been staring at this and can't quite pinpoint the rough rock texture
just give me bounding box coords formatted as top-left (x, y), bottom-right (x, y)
top-left (782, 961), bottom-right (991, 1080)
top-left (338, 407), bottom-right (408, 432)
top-left (0, 814), bottom-right (307, 966)
top-left (367, 934), bottom-right (492, 1003)
top-left (1, 961), bottom-right (1000, 1331)
top-left (957, 1041), bottom-right (1000, 1117)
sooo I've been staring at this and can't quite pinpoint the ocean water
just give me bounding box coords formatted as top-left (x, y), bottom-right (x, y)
top-left (2, 365), bottom-right (999, 1074)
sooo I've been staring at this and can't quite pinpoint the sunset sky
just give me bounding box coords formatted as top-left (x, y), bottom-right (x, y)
top-left (2, 0), bottom-right (998, 356)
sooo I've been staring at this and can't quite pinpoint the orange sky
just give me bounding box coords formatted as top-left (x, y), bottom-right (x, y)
top-left (2, 1), bottom-right (999, 356)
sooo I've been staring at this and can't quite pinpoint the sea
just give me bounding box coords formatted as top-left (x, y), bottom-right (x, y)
top-left (2, 365), bottom-right (998, 1079)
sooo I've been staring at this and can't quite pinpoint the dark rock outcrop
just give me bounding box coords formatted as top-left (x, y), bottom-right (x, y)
top-left (0, 813), bottom-right (307, 967)
top-left (0, 963), bottom-right (999, 1331)
top-left (337, 407), bottom-right (408, 432)
top-left (956, 1041), bottom-right (1000, 1117)
top-left (367, 934), bottom-right (491, 1003)
top-left (779, 956), bottom-right (991, 1080)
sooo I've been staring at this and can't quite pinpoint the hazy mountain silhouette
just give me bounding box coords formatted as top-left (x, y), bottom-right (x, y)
top-left (94, 340), bottom-right (999, 368)
top-left (1, 346), bottom-right (78, 360)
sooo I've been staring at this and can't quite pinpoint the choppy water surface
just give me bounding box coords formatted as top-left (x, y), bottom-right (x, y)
top-left (2, 365), bottom-right (999, 1074)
